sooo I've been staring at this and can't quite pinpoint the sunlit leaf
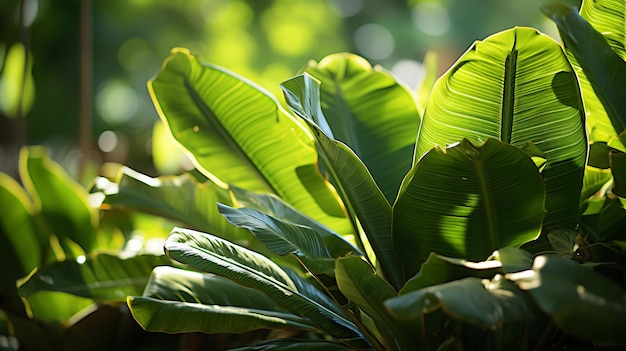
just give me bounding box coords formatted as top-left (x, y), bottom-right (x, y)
top-left (148, 48), bottom-right (350, 234)
top-left (416, 27), bottom-right (586, 227)
top-left (128, 297), bottom-right (313, 334)
top-left (542, 3), bottom-right (626, 138)
top-left (394, 138), bottom-right (545, 278)
top-left (0, 172), bottom-right (45, 316)
top-left (281, 73), bottom-right (403, 290)
top-left (20, 147), bottom-right (97, 255)
top-left (229, 186), bottom-right (362, 258)
top-left (399, 253), bottom-right (500, 295)
top-left (94, 167), bottom-right (249, 242)
top-left (301, 53), bottom-right (421, 203)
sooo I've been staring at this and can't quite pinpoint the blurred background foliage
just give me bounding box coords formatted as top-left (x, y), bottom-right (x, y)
top-left (0, 0), bottom-right (581, 182)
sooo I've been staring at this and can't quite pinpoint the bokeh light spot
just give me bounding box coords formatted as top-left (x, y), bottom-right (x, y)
top-left (354, 24), bottom-right (395, 60)
top-left (392, 59), bottom-right (425, 89)
top-left (96, 80), bottom-right (138, 124)
top-left (412, 2), bottom-right (451, 36)
top-left (98, 130), bottom-right (118, 153)
top-left (118, 38), bottom-right (151, 72)
top-left (328, 0), bottom-right (364, 18)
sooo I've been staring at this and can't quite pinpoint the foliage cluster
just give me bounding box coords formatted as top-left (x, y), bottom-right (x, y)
top-left (1, 1), bottom-right (626, 350)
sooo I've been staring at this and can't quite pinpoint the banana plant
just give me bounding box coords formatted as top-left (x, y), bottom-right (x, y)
top-left (22, 1), bottom-right (625, 350)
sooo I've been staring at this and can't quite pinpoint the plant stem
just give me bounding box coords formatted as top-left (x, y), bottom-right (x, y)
top-left (16, 0), bottom-right (29, 149)
top-left (78, 0), bottom-right (92, 182)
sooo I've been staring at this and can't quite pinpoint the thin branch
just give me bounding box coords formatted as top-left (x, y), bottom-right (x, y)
top-left (78, 0), bottom-right (93, 181)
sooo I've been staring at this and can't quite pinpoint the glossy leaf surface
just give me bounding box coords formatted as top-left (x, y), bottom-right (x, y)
top-left (301, 53), bottom-right (421, 203)
top-left (416, 27), bottom-right (586, 227)
top-left (509, 255), bottom-right (626, 343)
top-left (543, 1), bottom-right (626, 142)
top-left (394, 138), bottom-right (545, 278)
top-left (148, 48), bottom-right (350, 235)
top-left (219, 203), bottom-right (338, 276)
top-left (163, 228), bottom-right (366, 344)
top-left (281, 73), bottom-right (403, 290)
top-left (386, 276), bottom-right (537, 329)
top-left (20, 147), bottom-right (97, 255)
top-left (18, 253), bottom-right (170, 301)
top-left (129, 266), bottom-right (313, 334)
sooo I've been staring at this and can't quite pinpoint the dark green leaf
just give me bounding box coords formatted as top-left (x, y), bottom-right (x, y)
top-left (228, 338), bottom-right (354, 351)
top-left (394, 138), bottom-right (545, 278)
top-left (20, 147), bottom-right (97, 255)
top-left (335, 256), bottom-right (418, 350)
top-left (218, 203), bottom-right (338, 276)
top-left (508, 254), bottom-right (626, 343)
top-left (386, 276), bottom-right (537, 329)
top-left (229, 186), bottom-right (362, 258)
top-left (18, 253), bottom-right (170, 301)
top-left (164, 228), bottom-right (366, 344)
top-left (128, 296), bottom-right (314, 334)
top-left (400, 253), bottom-right (500, 295)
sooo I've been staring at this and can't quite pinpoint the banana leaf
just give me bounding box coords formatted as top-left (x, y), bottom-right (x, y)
top-left (385, 275), bottom-right (538, 329)
top-left (20, 147), bottom-right (97, 255)
top-left (163, 228), bottom-right (368, 346)
top-left (18, 253), bottom-right (170, 302)
top-left (301, 53), bottom-right (421, 203)
top-left (542, 1), bottom-right (626, 142)
top-left (415, 27), bottom-right (586, 227)
top-left (128, 266), bottom-right (314, 334)
top-left (394, 138), bottom-right (545, 278)
top-left (281, 74), bottom-right (403, 290)
top-left (508, 254), bottom-right (626, 343)
top-left (148, 48), bottom-right (350, 235)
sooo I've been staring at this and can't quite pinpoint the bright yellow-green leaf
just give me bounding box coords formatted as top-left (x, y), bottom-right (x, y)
top-left (148, 48), bottom-right (351, 235)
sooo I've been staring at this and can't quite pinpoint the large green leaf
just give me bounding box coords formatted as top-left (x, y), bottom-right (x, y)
top-left (219, 204), bottom-right (340, 276)
top-left (580, 0), bottom-right (626, 60)
top-left (163, 228), bottom-right (367, 345)
top-left (18, 253), bottom-right (170, 301)
top-left (229, 186), bottom-right (362, 258)
top-left (93, 167), bottom-right (249, 242)
top-left (148, 48), bottom-right (350, 234)
top-left (128, 266), bottom-right (314, 334)
top-left (385, 276), bottom-right (538, 329)
top-left (399, 253), bottom-right (501, 295)
top-left (508, 254), bottom-right (626, 343)
top-left (543, 3), bottom-right (626, 144)
top-left (415, 27), bottom-right (586, 227)
top-left (281, 74), bottom-right (403, 290)
top-left (301, 53), bottom-right (421, 203)
top-left (335, 256), bottom-right (418, 351)
top-left (0, 172), bottom-right (46, 316)
top-left (129, 297), bottom-right (313, 334)
top-left (394, 138), bottom-right (545, 278)
top-left (20, 147), bottom-right (98, 255)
